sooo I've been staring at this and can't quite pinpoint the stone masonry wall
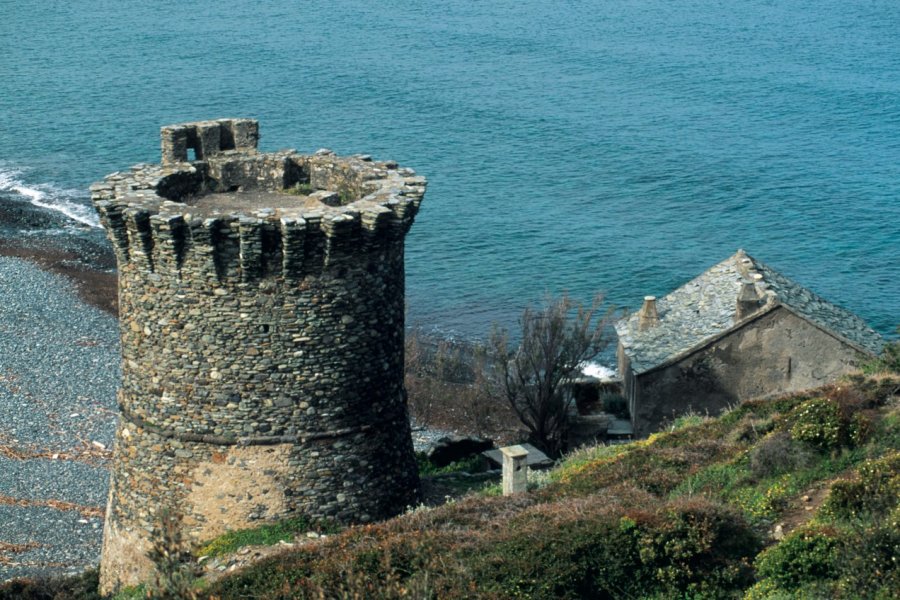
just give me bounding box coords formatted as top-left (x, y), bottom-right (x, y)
top-left (626, 307), bottom-right (868, 437)
top-left (92, 119), bottom-right (426, 593)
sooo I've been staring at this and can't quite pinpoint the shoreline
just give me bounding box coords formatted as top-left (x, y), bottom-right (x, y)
top-left (0, 199), bottom-right (118, 317)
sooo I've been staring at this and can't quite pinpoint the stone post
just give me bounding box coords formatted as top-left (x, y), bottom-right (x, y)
top-left (501, 445), bottom-right (529, 495)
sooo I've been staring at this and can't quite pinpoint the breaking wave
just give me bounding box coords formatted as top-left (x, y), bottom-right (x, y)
top-left (0, 166), bottom-right (100, 228)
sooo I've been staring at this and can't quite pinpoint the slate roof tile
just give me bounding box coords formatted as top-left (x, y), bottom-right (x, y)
top-left (615, 250), bottom-right (884, 374)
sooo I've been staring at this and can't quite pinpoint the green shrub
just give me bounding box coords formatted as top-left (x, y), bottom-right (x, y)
top-left (822, 452), bottom-right (900, 522)
top-left (789, 398), bottom-right (845, 450)
top-left (668, 412), bottom-right (712, 432)
top-left (861, 332), bottom-right (900, 375)
top-left (755, 526), bottom-right (840, 591)
top-left (835, 523), bottom-right (900, 599)
top-left (633, 499), bottom-right (760, 596)
top-left (196, 516), bottom-right (340, 558)
top-left (415, 452), bottom-right (486, 476)
top-left (472, 498), bottom-right (758, 599)
top-left (283, 182), bottom-right (314, 195)
top-left (849, 412), bottom-right (874, 447)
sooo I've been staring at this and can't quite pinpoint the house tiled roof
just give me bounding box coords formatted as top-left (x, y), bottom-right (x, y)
top-left (615, 250), bottom-right (884, 374)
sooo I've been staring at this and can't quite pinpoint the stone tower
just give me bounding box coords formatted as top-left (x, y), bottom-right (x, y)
top-left (91, 119), bottom-right (425, 592)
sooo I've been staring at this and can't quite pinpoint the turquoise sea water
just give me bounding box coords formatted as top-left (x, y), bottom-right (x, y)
top-left (2, 0), bottom-right (898, 341)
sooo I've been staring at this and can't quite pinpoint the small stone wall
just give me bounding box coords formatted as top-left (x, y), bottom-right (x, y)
top-left (92, 119), bottom-right (426, 593)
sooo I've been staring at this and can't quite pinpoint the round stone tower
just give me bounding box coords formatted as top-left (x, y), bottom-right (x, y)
top-left (91, 119), bottom-right (425, 592)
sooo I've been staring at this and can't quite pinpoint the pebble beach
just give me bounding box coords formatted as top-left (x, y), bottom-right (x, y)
top-left (0, 255), bottom-right (118, 581)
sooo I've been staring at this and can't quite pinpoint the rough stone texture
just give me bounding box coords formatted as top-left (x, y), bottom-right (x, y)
top-left (91, 119), bottom-right (426, 593)
top-left (616, 250), bottom-right (883, 438)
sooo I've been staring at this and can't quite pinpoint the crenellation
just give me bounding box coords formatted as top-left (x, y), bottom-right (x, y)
top-left (149, 213), bottom-right (188, 275)
top-left (95, 120), bottom-right (424, 593)
top-left (279, 217), bottom-right (307, 282)
top-left (94, 200), bottom-right (131, 262)
top-left (123, 208), bottom-right (154, 271)
top-left (210, 217), bottom-right (241, 282)
top-left (237, 217), bottom-right (265, 282)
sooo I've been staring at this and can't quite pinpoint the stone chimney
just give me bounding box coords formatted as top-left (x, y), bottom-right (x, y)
top-left (736, 279), bottom-right (761, 320)
top-left (638, 296), bottom-right (659, 331)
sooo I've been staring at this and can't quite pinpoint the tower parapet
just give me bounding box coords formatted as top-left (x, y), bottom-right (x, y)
top-left (94, 120), bottom-right (425, 593)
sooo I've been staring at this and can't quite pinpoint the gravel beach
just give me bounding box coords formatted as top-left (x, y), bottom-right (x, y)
top-left (0, 256), bottom-right (119, 581)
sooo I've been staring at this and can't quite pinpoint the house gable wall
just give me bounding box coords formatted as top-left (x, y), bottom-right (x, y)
top-left (631, 306), bottom-right (866, 437)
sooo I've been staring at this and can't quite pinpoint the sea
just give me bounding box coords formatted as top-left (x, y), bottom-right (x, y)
top-left (2, 0), bottom-right (899, 356)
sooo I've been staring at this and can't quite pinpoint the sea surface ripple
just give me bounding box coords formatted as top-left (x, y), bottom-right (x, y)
top-left (1, 0), bottom-right (898, 342)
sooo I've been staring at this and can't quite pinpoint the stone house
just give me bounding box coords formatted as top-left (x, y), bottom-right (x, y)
top-left (615, 250), bottom-right (883, 438)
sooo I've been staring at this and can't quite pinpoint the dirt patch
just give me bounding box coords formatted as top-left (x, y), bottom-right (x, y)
top-left (0, 542), bottom-right (43, 566)
top-left (772, 476), bottom-right (843, 540)
top-left (0, 242), bottom-right (117, 317)
top-left (0, 435), bottom-right (112, 465)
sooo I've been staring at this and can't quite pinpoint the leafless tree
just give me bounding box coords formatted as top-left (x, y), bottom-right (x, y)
top-left (488, 293), bottom-right (616, 456)
top-left (406, 329), bottom-right (515, 438)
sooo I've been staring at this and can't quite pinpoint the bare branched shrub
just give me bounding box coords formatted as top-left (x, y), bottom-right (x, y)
top-left (487, 293), bottom-right (616, 456)
top-left (749, 431), bottom-right (814, 479)
top-left (405, 330), bottom-right (513, 437)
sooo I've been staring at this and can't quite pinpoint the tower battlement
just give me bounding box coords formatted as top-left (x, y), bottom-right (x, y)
top-left (95, 120), bottom-right (425, 593)
top-left (91, 128), bottom-right (425, 281)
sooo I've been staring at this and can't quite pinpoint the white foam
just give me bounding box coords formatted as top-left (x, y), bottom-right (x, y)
top-left (580, 361), bottom-right (617, 380)
top-left (0, 166), bottom-right (100, 228)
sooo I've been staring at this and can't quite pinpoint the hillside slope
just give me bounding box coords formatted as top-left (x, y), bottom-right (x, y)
top-left (2, 373), bottom-right (897, 599)
top-left (206, 373), bottom-right (898, 599)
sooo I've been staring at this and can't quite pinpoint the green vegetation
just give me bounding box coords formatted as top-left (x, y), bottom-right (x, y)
top-left (283, 182), bottom-right (314, 195)
top-left (415, 452), bottom-right (486, 476)
top-left (202, 374), bottom-right (898, 599)
top-left (600, 392), bottom-right (629, 418)
top-left (862, 330), bottom-right (900, 375)
top-left (195, 516), bottom-right (342, 559)
top-left (2, 373), bottom-right (896, 599)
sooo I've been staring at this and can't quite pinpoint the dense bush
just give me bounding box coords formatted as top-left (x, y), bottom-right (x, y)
top-left (754, 527), bottom-right (840, 591)
top-left (0, 569), bottom-right (101, 600)
top-left (822, 452), bottom-right (900, 522)
top-left (750, 522), bottom-right (900, 599)
top-left (789, 397), bottom-right (845, 450)
top-left (207, 493), bottom-right (760, 600)
top-left (835, 523), bottom-right (900, 599)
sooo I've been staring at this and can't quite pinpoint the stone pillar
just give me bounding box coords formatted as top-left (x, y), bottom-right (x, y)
top-left (92, 119), bottom-right (426, 593)
top-left (501, 445), bottom-right (529, 495)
